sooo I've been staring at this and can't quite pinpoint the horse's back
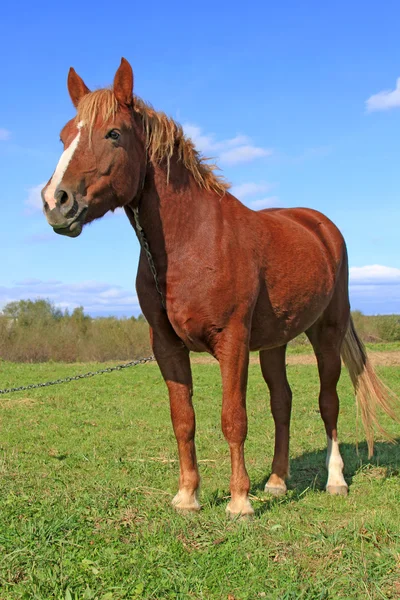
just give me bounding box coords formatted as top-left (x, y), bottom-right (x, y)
top-left (256, 206), bottom-right (346, 266)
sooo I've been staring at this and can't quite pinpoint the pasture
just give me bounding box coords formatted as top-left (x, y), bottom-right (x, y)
top-left (1, 355), bottom-right (399, 599)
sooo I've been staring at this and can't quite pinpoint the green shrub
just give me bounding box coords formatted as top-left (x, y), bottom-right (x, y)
top-left (0, 300), bottom-right (151, 362)
top-left (1, 301), bottom-right (399, 363)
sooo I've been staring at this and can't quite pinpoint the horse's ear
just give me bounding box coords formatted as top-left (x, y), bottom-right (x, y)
top-left (67, 68), bottom-right (91, 108)
top-left (113, 58), bottom-right (134, 107)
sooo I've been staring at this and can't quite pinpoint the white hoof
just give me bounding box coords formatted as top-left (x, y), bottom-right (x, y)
top-left (226, 496), bottom-right (254, 519)
top-left (326, 484), bottom-right (348, 497)
top-left (172, 489), bottom-right (201, 512)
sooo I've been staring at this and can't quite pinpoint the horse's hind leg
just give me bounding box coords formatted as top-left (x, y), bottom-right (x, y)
top-left (260, 345), bottom-right (292, 496)
top-left (306, 315), bottom-right (348, 496)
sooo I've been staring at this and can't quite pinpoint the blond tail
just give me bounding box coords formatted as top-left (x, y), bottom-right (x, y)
top-left (341, 318), bottom-right (400, 457)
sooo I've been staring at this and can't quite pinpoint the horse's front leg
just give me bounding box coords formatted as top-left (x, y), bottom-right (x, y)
top-left (151, 326), bottom-right (200, 512)
top-left (216, 325), bottom-right (254, 518)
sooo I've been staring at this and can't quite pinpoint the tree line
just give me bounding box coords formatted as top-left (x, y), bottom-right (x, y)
top-left (0, 299), bottom-right (150, 362)
top-left (1, 300), bottom-right (399, 362)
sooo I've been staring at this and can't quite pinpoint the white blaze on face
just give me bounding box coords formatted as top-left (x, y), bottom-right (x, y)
top-left (44, 121), bottom-right (84, 209)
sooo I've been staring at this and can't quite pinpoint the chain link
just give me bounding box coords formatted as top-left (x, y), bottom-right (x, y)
top-left (132, 207), bottom-right (166, 310)
top-left (0, 356), bottom-right (156, 395)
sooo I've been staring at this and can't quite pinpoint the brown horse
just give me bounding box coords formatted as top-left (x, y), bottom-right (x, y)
top-left (41, 58), bottom-right (399, 517)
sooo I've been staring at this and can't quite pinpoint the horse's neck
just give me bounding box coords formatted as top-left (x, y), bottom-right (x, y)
top-left (131, 158), bottom-right (220, 262)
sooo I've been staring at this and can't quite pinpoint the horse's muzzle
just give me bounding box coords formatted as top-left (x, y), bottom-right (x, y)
top-left (46, 206), bottom-right (88, 238)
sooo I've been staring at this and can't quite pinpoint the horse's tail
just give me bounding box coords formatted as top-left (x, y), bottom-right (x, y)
top-left (340, 318), bottom-right (400, 457)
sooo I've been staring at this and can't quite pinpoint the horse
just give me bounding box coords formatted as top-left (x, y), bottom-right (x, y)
top-left (41, 58), bottom-right (399, 517)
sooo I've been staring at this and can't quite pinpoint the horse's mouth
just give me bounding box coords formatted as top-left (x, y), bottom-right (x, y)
top-left (52, 208), bottom-right (88, 238)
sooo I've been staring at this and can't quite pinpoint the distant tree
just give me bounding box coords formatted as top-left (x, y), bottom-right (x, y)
top-left (2, 299), bottom-right (64, 326)
top-left (71, 306), bottom-right (90, 322)
top-left (70, 306), bottom-right (91, 334)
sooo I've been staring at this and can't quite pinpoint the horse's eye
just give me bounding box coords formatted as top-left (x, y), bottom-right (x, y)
top-left (106, 129), bottom-right (120, 141)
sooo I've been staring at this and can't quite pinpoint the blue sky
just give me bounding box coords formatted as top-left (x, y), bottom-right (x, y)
top-left (1, 0), bottom-right (399, 316)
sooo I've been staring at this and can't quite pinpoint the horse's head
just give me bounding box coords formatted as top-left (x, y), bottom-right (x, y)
top-left (42, 58), bottom-right (145, 237)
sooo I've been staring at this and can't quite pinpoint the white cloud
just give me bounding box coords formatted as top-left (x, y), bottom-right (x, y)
top-left (183, 122), bottom-right (272, 165)
top-left (0, 279), bottom-right (140, 316)
top-left (349, 264), bottom-right (400, 284)
top-left (230, 182), bottom-right (273, 199)
top-left (365, 78), bottom-right (400, 112)
top-left (0, 128), bottom-right (11, 141)
top-left (249, 196), bottom-right (280, 209)
top-left (182, 124), bottom-right (216, 153)
top-left (24, 182), bottom-right (47, 213)
top-left (223, 134), bottom-right (252, 148)
top-left (220, 145), bottom-right (272, 165)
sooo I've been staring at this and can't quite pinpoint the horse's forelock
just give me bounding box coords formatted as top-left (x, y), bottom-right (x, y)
top-left (75, 88), bottom-right (119, 137)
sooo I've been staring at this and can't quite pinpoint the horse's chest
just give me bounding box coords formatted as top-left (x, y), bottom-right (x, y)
top-left (166, 287), bottom-right (237, 353)
top-left (164, 256), bottom-right (258, 351)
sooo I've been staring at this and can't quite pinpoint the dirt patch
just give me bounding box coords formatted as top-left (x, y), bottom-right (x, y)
top-left (190, 351), bottom-right (400, 367)
top-left (367, 350), bottom-right (400, 366)
top-left (0, 397), bottom-right (37, 409)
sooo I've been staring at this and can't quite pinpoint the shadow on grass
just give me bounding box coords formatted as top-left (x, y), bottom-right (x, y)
top-left (287, 438), bottom-right (399, 491)
top-left (205, 439), bottom-right (400, 516)
top-left (254, 438), bottom-right (400, 516)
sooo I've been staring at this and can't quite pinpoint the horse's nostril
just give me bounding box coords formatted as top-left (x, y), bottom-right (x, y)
top-left (59, 190), bottom-right (69, 206)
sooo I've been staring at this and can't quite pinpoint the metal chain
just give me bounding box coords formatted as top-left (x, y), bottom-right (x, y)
top-left (132, 207), bottom-right (166, 310)
top-left (1, 193), bottom-right (165, 396)
top-left (0, 355), bottom-right (156, 396)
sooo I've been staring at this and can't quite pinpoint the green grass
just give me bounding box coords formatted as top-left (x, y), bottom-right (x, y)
top-left (364, 341), bottom-right (400, 352)
top-left (0, 360), bottom-right (399, 599)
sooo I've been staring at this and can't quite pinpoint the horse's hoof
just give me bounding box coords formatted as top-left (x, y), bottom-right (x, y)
top-left (172, 490), bottom-right (201, 512)
top-left (226, 497), bottom-right (254, 519)
top-left (326, 484), bottom-right (348, 497)
top-left (264, 483), bottom-right (287, 497)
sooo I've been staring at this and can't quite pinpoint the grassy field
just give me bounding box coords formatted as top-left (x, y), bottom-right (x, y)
top-left (0, 359), bottom-right (400, 599)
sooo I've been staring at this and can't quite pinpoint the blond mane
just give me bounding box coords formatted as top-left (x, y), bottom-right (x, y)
top-left (76, 88), bottom-right (229, 195)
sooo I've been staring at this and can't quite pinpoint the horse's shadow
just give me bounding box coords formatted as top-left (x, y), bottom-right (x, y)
top-left (207, 439), bottom-right (400, 515)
